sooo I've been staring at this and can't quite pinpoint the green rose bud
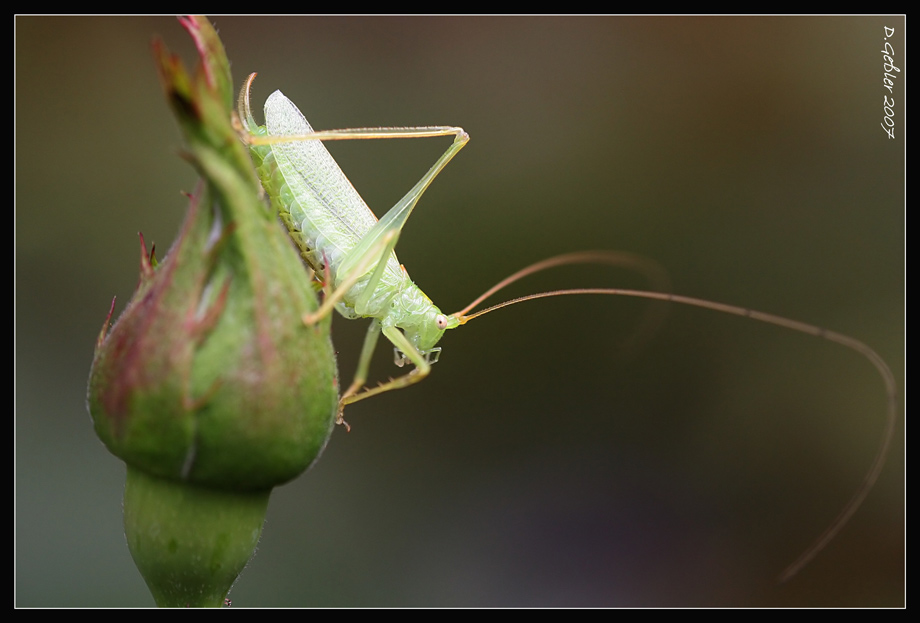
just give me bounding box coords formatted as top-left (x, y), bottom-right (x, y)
top-left (86, 16), bottom-right (338, 606)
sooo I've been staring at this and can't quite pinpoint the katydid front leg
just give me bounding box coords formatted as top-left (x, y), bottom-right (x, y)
top-left (340, 324), bottom-right (435, 408)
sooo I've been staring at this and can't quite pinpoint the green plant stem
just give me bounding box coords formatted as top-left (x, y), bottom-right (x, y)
top-left (123, 466), bottom-right (271, 607)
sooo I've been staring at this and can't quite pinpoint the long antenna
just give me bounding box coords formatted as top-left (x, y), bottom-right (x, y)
top-left (453, 251), bottom-right (672, 360)
top-left (453, 256), bottom-right (898, 582)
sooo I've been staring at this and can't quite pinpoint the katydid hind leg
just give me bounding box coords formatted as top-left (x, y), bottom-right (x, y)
top-left (301, 128), bottom-right (464, 323)
top-left (335, 130), bottom-right (468, 281)
top-left (316, 140), bottom-right (457, 318)
top-left (248, 88), bottom-right (469, 323)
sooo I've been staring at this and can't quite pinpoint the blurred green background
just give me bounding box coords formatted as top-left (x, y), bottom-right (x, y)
top-left (17, 16), bottom-right (903, 606)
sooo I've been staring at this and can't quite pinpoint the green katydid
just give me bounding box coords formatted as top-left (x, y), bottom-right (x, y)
top-left (236, 73), bottom-right (896, 581)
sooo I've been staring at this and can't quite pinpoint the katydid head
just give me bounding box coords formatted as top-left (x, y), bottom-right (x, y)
top-left (392, 309), bottom-right (459, 368)
top-left (401, 309), bottom-right (455, 350)
top-left (387, 286), bottom-right (462, 366)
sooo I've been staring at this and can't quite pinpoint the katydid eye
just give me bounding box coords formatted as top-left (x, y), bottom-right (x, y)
top-left (436, 314), bottom-right (448, 330)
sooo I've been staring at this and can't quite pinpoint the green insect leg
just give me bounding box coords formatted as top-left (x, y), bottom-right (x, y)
top-left (340, 324), bottom-right (433, 411)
